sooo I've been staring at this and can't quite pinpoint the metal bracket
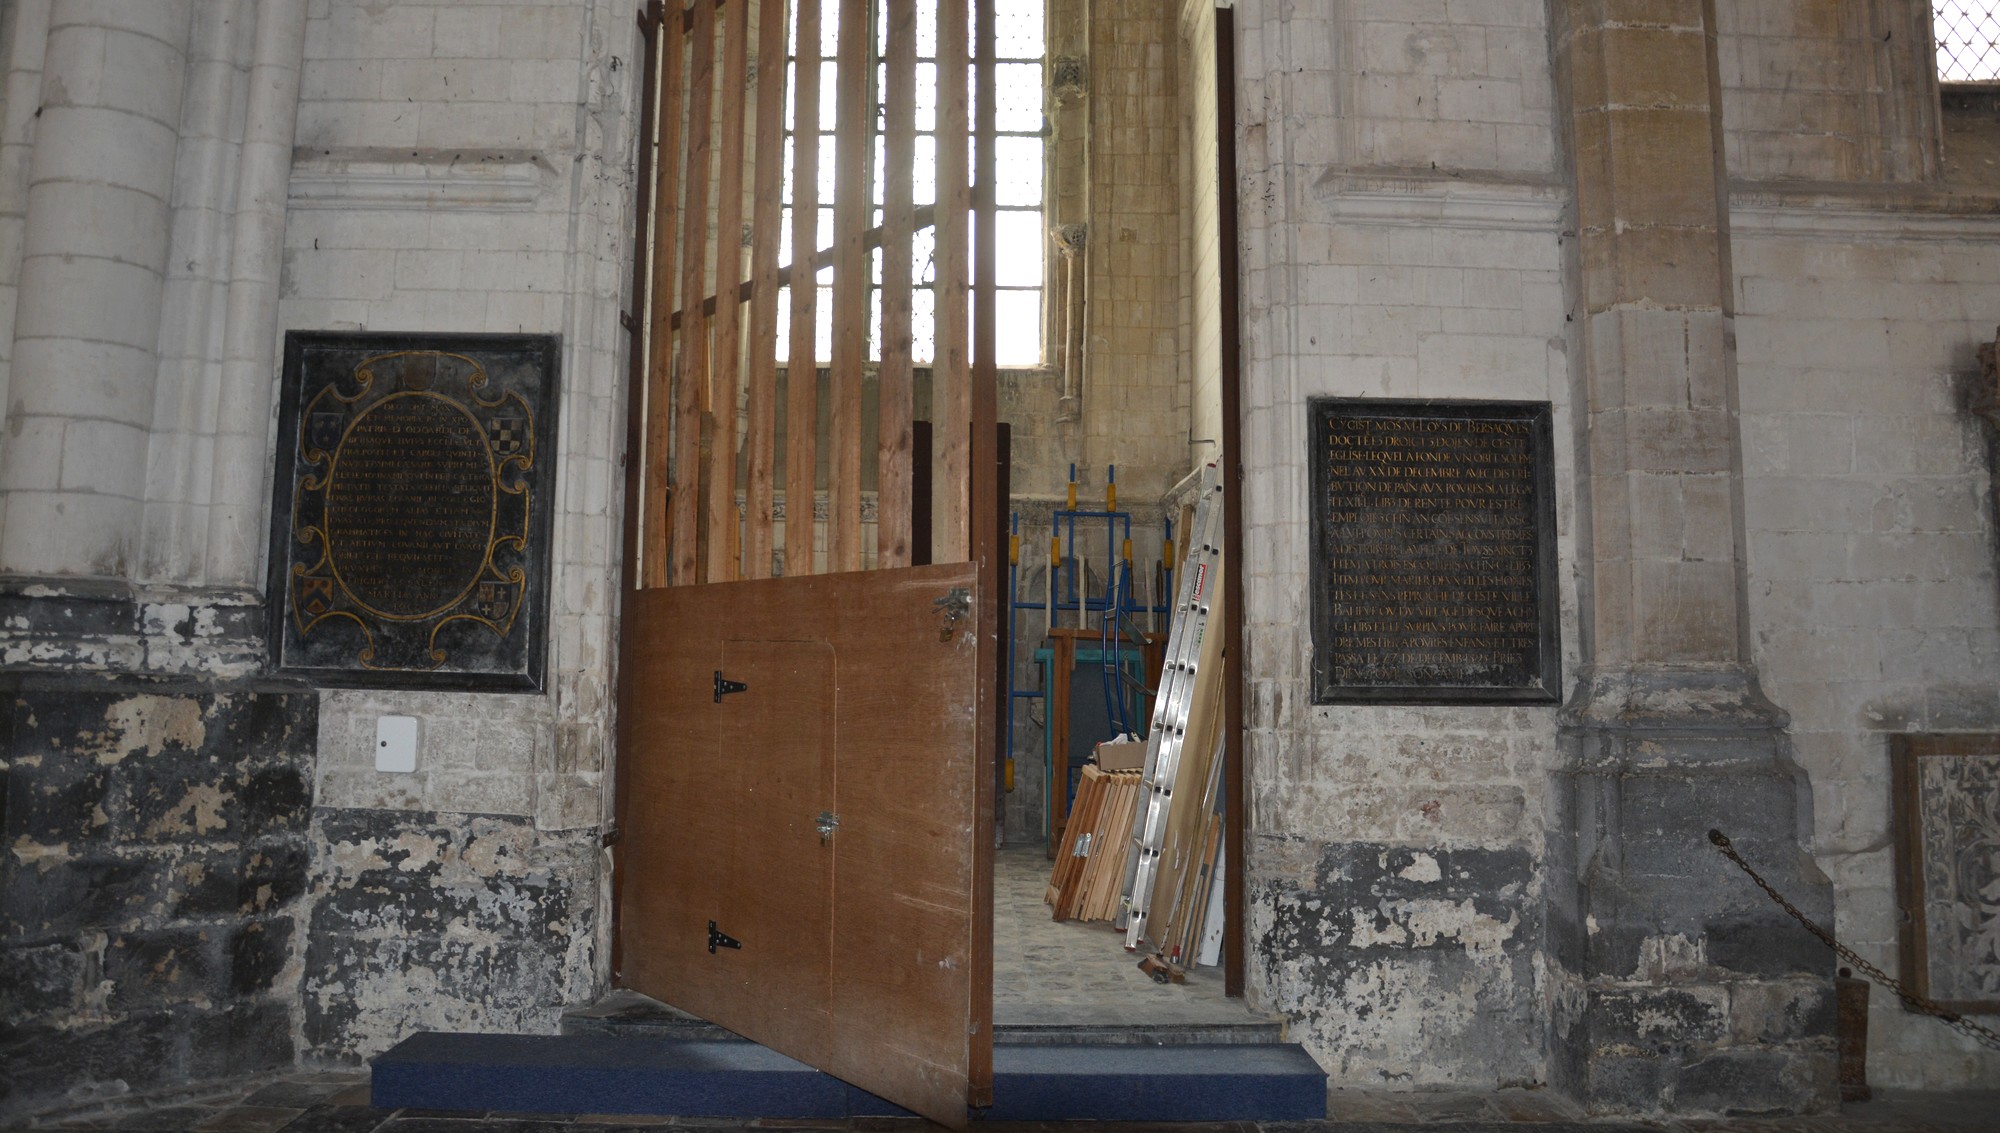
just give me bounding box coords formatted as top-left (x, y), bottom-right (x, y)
top-left (934, 587), bottom-right (972, 641)
top-left (707, 920), bottom-right (742, 954)
top-left (714, 671), bottom-right (748, 702)
top-left (816, 810), bottom-right (840, 846)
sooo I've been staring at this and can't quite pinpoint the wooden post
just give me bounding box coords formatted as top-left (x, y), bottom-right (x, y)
top-left (931, 0), bottom-right (970, 563)
top-left (827, 0), bottom-right (871, 573)
top-left (669, 0), bottom-right (719, 585)
top-left (968, 0), bottom-right (997, 1108)
top-left (705, 0), bottom-right (754, 583)
top-left (783, 0), bottom-right (822, 577)
top-left (876, 0), bottom-right (917, 570)
top-left (740, 0), bottom-right (790, 580)
top-left (615, 0), bottom-right (665, 979)
top-left (644, 2), bottom-right (688, 588)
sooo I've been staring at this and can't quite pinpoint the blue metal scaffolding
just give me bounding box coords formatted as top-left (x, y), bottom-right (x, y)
top-left (1005, 465), bottom-right (1173, 819)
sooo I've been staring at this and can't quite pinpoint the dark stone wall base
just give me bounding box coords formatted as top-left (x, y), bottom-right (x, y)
top-left (0, 675), bottom-right (316, 1121)
top-left (303, 807), bottom-right (601, 1063)
top-left (1250, 838), bottom-right (1545, 1086)
top-left (1549, 676), bottom-right (1837, 1116)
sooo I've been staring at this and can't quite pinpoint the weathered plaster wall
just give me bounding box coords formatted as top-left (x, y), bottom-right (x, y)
top-left (1231, 0), bottom-right (1576, 1088)
top-left (277, 0), bottom-right (636, 1061)
top-left (0, 682), bottom-right (316, 1119)
top-left (1731, 206), bottom-right (2000, 1088)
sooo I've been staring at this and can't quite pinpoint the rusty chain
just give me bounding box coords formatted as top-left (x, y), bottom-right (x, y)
top-left (1707, 829), bottom-right (2000, 1052)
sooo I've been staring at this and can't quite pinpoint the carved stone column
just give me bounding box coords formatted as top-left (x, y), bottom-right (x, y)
top-left (1548, 0), bottom-right (1835, 1114)
top-left (0, 1), bottom-right (193, 579)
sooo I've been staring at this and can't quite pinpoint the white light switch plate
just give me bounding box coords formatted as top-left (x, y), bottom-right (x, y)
top-left (376, 715), bottom-right (419, 773)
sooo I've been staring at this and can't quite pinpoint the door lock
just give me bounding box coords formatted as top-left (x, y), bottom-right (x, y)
top-left (816, 810), bottom-right (840, 846)
top-left (934, 587), bottom-right (971, 641)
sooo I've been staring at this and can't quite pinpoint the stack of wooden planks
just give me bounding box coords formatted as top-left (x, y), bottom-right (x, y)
top-left (1044, 766), bottom-right (1141, 923)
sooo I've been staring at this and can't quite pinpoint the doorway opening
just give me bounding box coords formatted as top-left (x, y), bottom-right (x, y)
top-left (611, 2), bottom-right (1255, 1114)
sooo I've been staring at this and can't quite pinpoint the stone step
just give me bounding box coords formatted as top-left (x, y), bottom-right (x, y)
top-left (560, 989), bottom-right (1290, 1047)
top-left (372, 1031), bottom-right (1327, 1122)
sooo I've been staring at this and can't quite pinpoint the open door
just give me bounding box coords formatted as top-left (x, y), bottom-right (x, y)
top-left (613, 1), bottom-right (999, 1126)
top-left (618, 566), bottom-right (985, 1124)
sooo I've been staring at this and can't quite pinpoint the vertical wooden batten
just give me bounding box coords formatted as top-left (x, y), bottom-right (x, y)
top-left (644, 2), bottom-right (688, 588)
top-left (741, 0), bottom-right (790, 581)
top-left (669, 0), bottom-right (719, 584)
top-left (826, 0), bottom-right (871, 573)
top-left (614, 0), bottom-right (666, 980)
top-left (705, 0), bottom-right (755, 583)
top-left (1216, 6), bottom-right (1246, 999)
top-left (967, 0), bottom-right (997, 1108)
top-left (784, 0), bottom-right (823, 577)
top-left (876, 0), bottom-right (917, 570)
top-left (931, 0), bottom-right (970, 563)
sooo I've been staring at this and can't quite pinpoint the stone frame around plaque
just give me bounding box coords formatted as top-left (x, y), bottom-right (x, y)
top-left (266, 331), bottom-right (561, 691)
top-left (1308, 398), bottom-right (1561, 705)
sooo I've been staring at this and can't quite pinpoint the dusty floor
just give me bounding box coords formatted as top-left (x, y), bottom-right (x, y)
top-left (992, 842), bottom-right (1259, 1030)
top-left (21, 1071), bottom-right (1999, 1133)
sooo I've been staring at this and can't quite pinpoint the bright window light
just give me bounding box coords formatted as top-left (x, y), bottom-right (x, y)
top-left (776, 0), bottom-right (1047, 367)
top-left (1937, 2), bottom-right (2000, 82)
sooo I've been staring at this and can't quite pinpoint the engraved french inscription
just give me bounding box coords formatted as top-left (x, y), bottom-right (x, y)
top-left (1310, 401), bottom-right (1559, 704)
top-left (327, 393), bottom-right (497, 619)
top-left (268, 333), bottom-right (560, 691)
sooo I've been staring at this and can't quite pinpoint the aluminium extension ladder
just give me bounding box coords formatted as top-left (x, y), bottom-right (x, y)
top-left (1118, 463), bottom-right (1223, 948)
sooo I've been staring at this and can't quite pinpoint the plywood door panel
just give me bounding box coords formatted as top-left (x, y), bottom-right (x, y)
top-left (618, 564), bottom-right (987, 1127)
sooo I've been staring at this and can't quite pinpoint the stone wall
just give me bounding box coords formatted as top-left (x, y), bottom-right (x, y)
top-left (1733, 203), bottom-right (2000, 1089)
top-left (0, 681), bottom-right (316, 1118)
top-left (1232, 0), bottom-right (1577, 1089)
top-left (277, 0), bottom-right (635, 1062)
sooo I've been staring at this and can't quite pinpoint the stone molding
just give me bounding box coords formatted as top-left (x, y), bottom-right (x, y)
top-left (1732, 200), bottom-right (2000, 244)
top-left (1308, 168), bottom-right (1565, 232)
top-left (288, 147), bottom-right (547, 211)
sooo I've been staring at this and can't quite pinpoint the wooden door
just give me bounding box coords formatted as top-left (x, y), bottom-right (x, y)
top-left (618, 565), bottom-right (987, 1125)
top-left (614, 1), bottom-right (999, 1124)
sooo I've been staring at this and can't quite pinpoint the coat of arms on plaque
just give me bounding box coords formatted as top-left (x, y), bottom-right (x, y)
top-left (267, 333), bottom-right (559, 691)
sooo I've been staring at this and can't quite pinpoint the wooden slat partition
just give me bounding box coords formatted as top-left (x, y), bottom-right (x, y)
top-left (704, 0), bottom-right (753, 582)
top-left (876, 0), bottom-right (916, 569)
top-left (826, 0), bottom-right (870, 573)
top-left (643, 4), bottom-right (687, 589)
top-left (740, 0), bottom-right (789, 581)
top-left (783, 0), bottom-right (822, 578)
top-left (932, 0), bottom-right (970, 562)
top-left (638, 0), bottom-right (981, 588)
top-left (668, 0), bottom-right (718, 585)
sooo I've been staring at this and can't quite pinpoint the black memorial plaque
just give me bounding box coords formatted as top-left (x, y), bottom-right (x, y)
top-left (1309, 399), bottom-right (1559, 704)
top-left (267, 332), bottom-right (560, 691)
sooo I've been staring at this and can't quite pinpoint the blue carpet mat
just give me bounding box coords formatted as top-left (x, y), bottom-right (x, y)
top-left (371, 1031), bottom-right (1327, 1121)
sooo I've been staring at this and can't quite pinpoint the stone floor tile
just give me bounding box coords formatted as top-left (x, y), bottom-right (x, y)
top-left (1484, 1088), bottom-right (1586, 1123)
top-left (327, 1087), bottom-right (376, 1108)
top-left (275, 1104), bottom-right (396, 1133)
top-left (246, 1083), bottom-right (349, 1110)
top-left (1320, 1091), bottom-right (1423, 1123)
top-left (193, 1106), bottom-right (308, 1133)
top-left (112, 1107), bottom-right (226, 1132)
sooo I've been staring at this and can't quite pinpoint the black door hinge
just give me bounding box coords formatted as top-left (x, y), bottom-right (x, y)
top-left (601, 826), bottom-right (622, 847)
top-left (714, 671), bottom-right (748, 702)
top-left (707, 920), bottom-right (743, 954)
